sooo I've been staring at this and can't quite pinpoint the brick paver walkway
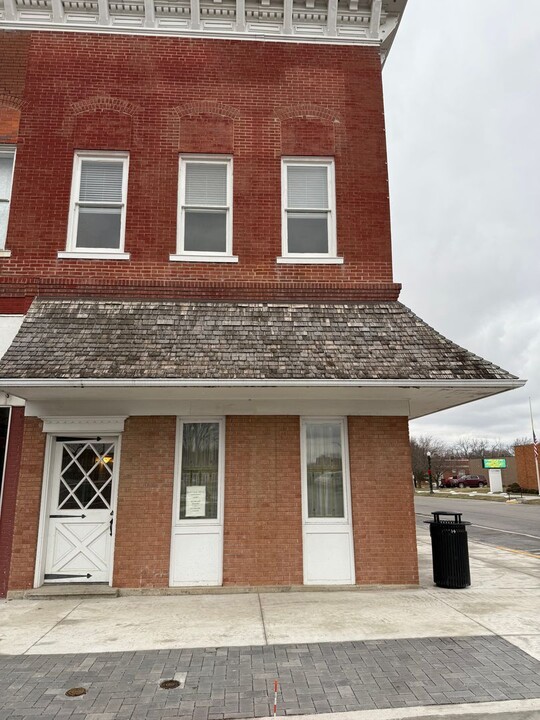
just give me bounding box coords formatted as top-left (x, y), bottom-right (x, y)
top-left (1, 636), bottom-right (540, 719)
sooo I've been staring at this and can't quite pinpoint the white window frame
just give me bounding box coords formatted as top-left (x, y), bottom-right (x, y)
top-left (300, 417), bottom-right (352, 526)
top-left (0, 145), bottom-right (16, 256)
top-left (278, 157), bottom-right (342, 264)
top-left (61, 151), bottom-right (130, 260)
top-left (171, 155), bottom-right (237, 263)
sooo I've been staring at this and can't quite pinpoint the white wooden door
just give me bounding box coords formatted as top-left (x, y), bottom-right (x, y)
top-left (301, 418), bottom-right (355, 585)
top-left (44, 438), bottom-right (117, 584)
top-left (170, 419), bottom-right (225, 586)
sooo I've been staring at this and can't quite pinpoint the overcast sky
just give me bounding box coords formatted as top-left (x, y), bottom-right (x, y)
top-left (383, 0), bottom-right (540, 446)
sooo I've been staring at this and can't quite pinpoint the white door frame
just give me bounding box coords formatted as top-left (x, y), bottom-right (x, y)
top-left (169, 416), bottom-right (225, 586)
top-left (300, 416), bottom-right (355, 585)
top-left (34, 432), bottom-right (122, 588)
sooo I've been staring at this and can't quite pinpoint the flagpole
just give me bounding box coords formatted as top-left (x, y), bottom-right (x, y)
top-left (529, 397), bottom-right (540, 494)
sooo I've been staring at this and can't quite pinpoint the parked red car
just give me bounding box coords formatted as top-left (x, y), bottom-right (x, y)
top-left (440, 474), bottom-right (488, 489)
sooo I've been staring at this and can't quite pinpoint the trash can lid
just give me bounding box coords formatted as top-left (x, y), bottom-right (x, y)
top-left (424, 511), bottom-right (471, 525)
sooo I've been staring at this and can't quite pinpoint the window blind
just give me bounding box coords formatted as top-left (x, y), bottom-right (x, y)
top-left (79, 160), bottom-right (124, 203)
top-left (287, 165), bottom-right (328, 209)
top-left (185, 163), bottom-right (227, 206)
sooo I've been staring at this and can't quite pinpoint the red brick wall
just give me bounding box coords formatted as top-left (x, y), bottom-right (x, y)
top-left (515, 445), bottom-right (540, 492)
top-left (223, 416), bottom-right (303, 586)
top-left (0, 31), bottom-right (399, 303)
top-left (113, 416), bottom-right (176, 587)
top-left (0, 407), bottom-right (24, 597)
top-left (8, 417), bottom-right (46, 591)
top-left (348, 416), bottom-right (418, 585)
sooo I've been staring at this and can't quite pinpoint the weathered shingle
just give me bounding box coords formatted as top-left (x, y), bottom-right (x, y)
top-left (0, 299), bottom-right (517, 381)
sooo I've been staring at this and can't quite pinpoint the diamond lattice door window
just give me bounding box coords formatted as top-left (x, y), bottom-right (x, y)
top-left (43, 439), bottom-right (118, 584)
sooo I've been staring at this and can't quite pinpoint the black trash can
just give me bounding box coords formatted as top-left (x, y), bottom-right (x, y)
top-left (425, 511), bottom-right (471, 589)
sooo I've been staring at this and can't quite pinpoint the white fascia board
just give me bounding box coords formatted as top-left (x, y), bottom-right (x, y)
top-left (0, 22), bottom-right (381, 47)
top-left (0, 378), bottom-right (526, 389)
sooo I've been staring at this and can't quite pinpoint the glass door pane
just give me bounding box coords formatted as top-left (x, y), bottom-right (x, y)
top-left (306, 422), bottom-right (344, 518)
top-left (179, 422), bottom-right (220, 520)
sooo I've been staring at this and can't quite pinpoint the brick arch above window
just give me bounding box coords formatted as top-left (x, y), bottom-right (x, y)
top-left (63, 96), bottom-right (140, 148)
top-left (68, 96), bottom-right (140, 118)
top-left (273, 104), bottom-right (341, 124)
top-left (172, 102), bottom-right (240, 155)
top-left (0, 92), bottom-right (26, 143)
top-left (274, 105), bottom-right (342, 158)
top-left (172, 101), bottom-right (241, 120)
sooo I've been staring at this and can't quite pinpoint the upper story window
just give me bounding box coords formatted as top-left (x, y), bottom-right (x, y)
top-left (278, 158), bottom-right (342, 264)
top-left (0, 146), bottom-right (16, 252)
top-left (171, 156), bottom-right (237, 263)
top-left (62, 152), bottom-right (129, 260)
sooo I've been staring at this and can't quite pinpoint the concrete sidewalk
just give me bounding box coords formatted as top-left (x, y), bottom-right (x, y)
top-left (1, 530), bottom-right (540, 719)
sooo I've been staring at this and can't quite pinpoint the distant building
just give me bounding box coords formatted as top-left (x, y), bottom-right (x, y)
top-left (441, 457), bottom-right (516, 487)
top-left (515, 445), bottom-right (540, 492)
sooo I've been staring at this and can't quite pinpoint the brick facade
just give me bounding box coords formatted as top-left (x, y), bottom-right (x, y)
top-left (7, 417), bottom-right (46, 591)
top-left (349, 416), bottom-right (418, 585)
top-left (223, 416), bottom-right (303, 586)
top-left (113, 417), bottom-right (176, 588)
top-left (0, 31), bottom-right (399, 304)
top-left (1, 27), bottom-right (423, 592)
top-left (0, 407), bottom-right (24, 597)
top-left (5, 414), bottom-right (419, 590)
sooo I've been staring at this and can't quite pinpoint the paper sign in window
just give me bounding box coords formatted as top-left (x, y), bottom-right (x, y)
top-left (185, 486), bottom-right (206, 517)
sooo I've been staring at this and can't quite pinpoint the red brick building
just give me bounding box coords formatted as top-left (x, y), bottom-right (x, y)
top-left (515, 444), bottom-right (540, 493)
top-left (0, 1), bottom-right (524, 596)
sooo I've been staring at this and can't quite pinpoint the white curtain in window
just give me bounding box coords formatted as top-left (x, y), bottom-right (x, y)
top-left (287, 165), bottom-right (328, 209)
top-left (305, 422), bottom-right (345, 518)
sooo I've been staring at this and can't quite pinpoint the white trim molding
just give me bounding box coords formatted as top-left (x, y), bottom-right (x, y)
top-left (40, 415), bottom-right (128, 434)
top-left (0, 0), bottom-right (407, 54)
top-left (0, 145), bottom-right (16, 252)
top-left (170, 254), bottom-right (238, 263)
top-left (281, 157), bottom-right (337, 261)
top-left (276, 256), bottom-right (343, 264)
top-left (58, 251), bottom-right (131, 260)
top-left (177, 155), bottom-right (234, 260)
top-left (65, 151), bottom-right (130, 257)
top-left (5, 378), bottom-right (526, 389)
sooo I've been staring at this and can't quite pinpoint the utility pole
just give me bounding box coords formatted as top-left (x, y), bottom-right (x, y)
top-left (529, 398), bottom-right (540, 495)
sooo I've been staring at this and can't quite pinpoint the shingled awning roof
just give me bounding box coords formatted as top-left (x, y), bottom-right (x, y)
top-left (0, 298), bottom-right (519, 382)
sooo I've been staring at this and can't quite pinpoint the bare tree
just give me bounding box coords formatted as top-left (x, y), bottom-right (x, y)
top-left (410, 435), bottom-right (447, 487)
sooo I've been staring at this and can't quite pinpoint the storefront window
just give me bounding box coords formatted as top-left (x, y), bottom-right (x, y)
top-left (305, 421), bottom-right (345, 518)
top-left (179, 422), bottom-right (220, 520)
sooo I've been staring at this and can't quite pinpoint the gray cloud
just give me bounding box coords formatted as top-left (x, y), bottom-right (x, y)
top-left (383, 0), bottom-right (540, 444)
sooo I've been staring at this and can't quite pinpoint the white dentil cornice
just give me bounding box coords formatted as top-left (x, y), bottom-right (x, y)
top-left (0, 0), bottom-right (407, 59)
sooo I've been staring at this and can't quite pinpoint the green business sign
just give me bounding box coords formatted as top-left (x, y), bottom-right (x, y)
top-left (482, 458), bottom-right (507, 469)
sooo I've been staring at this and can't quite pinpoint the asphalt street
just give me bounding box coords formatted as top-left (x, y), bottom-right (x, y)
top-left (415, 495), bottom-right (540, 557)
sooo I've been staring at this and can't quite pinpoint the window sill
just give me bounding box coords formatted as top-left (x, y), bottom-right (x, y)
top-left (169, 254), bottom-right (239, 263)
top-left (57, 251), bottom-right (131, 261)
top-left (0, 249), bottom-right (12, 258)
top-left (276, 256), bottom-right (344, 265)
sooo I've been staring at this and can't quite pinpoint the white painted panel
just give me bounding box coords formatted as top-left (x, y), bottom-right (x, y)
top-left (171, 529), bottom-right (222, 586)
top-left (301, 418), bottom-right (355, 586)
top-left (170, 417), bottom-right (225, 587)
top-left (489, 468), bottom-right (503, 493)
top-left (0, 315), bottom-right (24, 360)
top-left (303, 529), bottom-right (353, 584)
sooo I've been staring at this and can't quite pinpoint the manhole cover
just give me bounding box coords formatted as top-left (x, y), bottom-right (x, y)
top-left (160, 679), bottom-right (180, 690)
top-left (65, 687), bottom-right (87, 697)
